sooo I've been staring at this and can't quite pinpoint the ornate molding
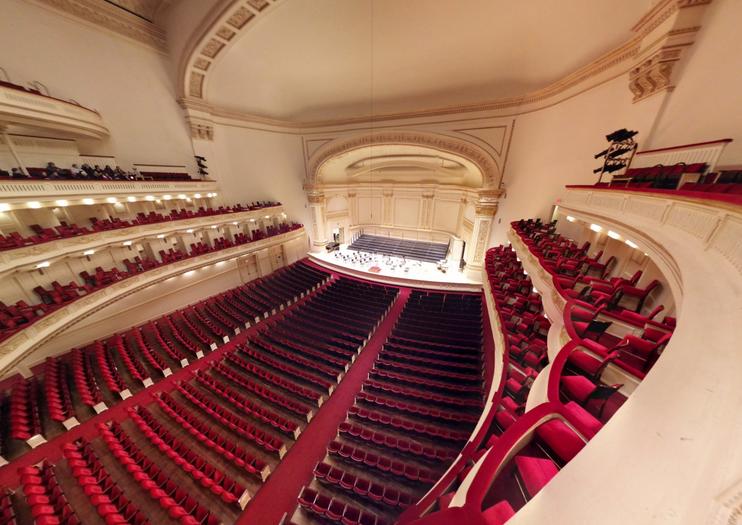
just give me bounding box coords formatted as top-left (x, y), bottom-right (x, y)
top-left (188, 118), bottom-right (214, 141)
top-left (628, 0), bottom-right (712, 102)
top-left (306, 130), bottom-right (500, 189)
top-left (629, 49), bottom-right (679, 102)
top-left (180, 0), bottom-right (282, 100)
top-left (33, 0), bottom-right (167, 52)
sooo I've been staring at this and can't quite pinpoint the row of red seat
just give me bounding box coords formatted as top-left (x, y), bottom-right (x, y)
top-left (0, 201), bottom-right (281, 251)
top-left (62, 439), bottom-right (150, 525)
top-left (297, 485), bottom-right (391, 525)
top-left (18, 462), bottom-right (81, 525)
top-left (97, 423), bottom-right (219, 525)
top-left (0, 261), bottom-right (328, 461)
top-left (128, 406), bottom-right (246, 505)
top-left (0, 223), bottom-right (307, 343)
top-left (293, 290), bottom-right (485, 525)
top-left (155, 391), bottom-right (269, 479)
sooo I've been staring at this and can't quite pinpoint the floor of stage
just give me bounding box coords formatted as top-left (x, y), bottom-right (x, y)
top-left (309, 245), bottom-right (482, 290)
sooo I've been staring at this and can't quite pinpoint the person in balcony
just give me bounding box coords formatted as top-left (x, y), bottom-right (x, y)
top-left (11, 167), bottom-right (27, 179)
top-left (70, 164), bottom-right (84, 178)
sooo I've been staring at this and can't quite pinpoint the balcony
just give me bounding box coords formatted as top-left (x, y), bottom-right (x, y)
top-left (0, 82), bottom-right (108, 139)
top-left (0, 226), bottom-right (307, 376)
top-left (0, 178), bottom-right (219, 204)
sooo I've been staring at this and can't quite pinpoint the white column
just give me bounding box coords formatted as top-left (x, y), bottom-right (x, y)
top-left (307, 191), bottom-right (327, 251)
top-left (464, 192), bottom-right (499, 279)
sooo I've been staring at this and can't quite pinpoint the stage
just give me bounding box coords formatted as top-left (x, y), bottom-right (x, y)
top-left (309, 245), bottom-right (482, 292)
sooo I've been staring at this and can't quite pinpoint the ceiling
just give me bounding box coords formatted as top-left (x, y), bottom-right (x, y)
top-left (106, 0), bottom-right (173, 22)
top-left (205, 0), bottom-right (650, 122)
top-left (317, 144), bottom-right (483, 188)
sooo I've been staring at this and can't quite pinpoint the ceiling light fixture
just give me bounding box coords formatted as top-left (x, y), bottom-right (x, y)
top-left (27, 201), bottom-right (42, 209)
top-left (82, 198), bottom-right (95, 205)
top-left (55, 199), bottom-right (69, 207)
top-left (566, 215), bottom-right (576, 222)
top-left (589, 223), bottom-right (603, 232)
top-left (83, 249), bottom-right (95, 256)
top-left (607, 230), bottom-right (621, 240)
top-left (625, 239), bottom-right (639, 249)
top-left (36, 261), bottom-right (50, 268)
top-left (0, 203), bottom-right (10, 212)
top-left (106, 197), bottom-right (118, 203)
top-left (127, 196), bottom-right (137, 202)
top-left (145, 195), bottom-right (155, 201)
top-left (122, 240), bottom-right (133, 246)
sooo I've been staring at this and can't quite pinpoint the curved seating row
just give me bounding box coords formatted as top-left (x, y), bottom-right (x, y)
top-left (403, 217), bottom-right (676, 524)
top-left (0, 261), bottom-right (328, 462)
top-left (0, 201), bottom-right (280, 252)
top-left (292, 290), bottom-right (486, 525)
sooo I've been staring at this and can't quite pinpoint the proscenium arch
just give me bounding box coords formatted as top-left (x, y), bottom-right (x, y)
top-left (306, 131), bottom-right (502, 190)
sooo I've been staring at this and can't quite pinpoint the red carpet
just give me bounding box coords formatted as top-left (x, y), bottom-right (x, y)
top-left (0, 279), bottom-right (332, 489)
top-left (236, 287), bottom-right (411, 525)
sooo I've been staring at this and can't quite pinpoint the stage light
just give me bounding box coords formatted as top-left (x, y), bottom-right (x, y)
top-left (106, 197), bottom-right (118, 203)
top-left (36, 261), bottom-right (50, 268)
top-left (55, 200), bottom-right (68, 207)
top-left (194, 193), bottom-right (201, 199)
top-left (27, 201), bottom-right (42, 209)
top-left (186, 229), bottom-right (194, 233)
top-left (82, 249), bottom-right (95, 256)
top-left (566, 215), bottom-right (576, 222)
top-left (163, 195), bottom-right (172, 200)
top-left (122, 240), bottom-right (133, 246)
top-left (625, 239), bottom-right (639, 249)
top-left (82, 198), bottom-right (95, 205)
top-left (157, 234), bottom-right (165, 239)
top-left (127, 196), bottom-right (137, 202)
top-left (589, 224), bottom-right (602, 232)
top-left (177, 194), bottom-right (186, 199)
top-left (145, 195), bottom-right (155, 201)
top-left (607, 230), bottom-right (621, 240)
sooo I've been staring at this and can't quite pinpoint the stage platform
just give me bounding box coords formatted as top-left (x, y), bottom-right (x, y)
top-left (309, 245), bottom-right (482, 292)
top-left (348, 234), bottom-right (449, 263)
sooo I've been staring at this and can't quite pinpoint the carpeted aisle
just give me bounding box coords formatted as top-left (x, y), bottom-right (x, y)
top-left (236, 286), bottom-right (411, 525)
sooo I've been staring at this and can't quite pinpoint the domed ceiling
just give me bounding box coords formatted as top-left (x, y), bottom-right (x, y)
top-left (199, 0), bottom-right (650, 122)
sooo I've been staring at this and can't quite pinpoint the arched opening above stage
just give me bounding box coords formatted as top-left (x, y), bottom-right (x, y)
top-left (315, 143), bottom-right (485, 189)
top-left (304, 131), bottom-right (503, 284)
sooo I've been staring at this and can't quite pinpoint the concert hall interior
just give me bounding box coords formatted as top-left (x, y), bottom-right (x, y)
top-left (0, 1), bottom-right (740, 524)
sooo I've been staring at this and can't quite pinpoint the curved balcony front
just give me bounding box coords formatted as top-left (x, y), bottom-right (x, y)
top-left (0, 227), bottom-right (307, 377)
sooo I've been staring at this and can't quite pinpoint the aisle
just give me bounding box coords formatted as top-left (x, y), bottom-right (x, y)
top-left (237, 287), bottom-right (411, 525)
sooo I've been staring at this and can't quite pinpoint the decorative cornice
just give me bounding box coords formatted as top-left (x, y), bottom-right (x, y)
top-left (187, 117), bottom-right (214, 140)
top-left (31, 0), bottom-right (167, 52)
top-left (306, 131), bottom-right (500, 189)
top-left (179, 0), bottom-right (712, 127)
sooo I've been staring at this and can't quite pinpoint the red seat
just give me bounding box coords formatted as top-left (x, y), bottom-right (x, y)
top-left (535, 419), bottom-right (586, 463)
top-left (482, 500), bottom-right (516, 525)
top-left (515, 455), bottom-right (559, 498)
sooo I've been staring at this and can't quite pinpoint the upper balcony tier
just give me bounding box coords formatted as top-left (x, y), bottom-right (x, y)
top-left (0, 202), bottom-right (283, 275)
top-left (0, 178), bottom-right (219, 204)
top-left (0, 81), bottom-right (108, 139)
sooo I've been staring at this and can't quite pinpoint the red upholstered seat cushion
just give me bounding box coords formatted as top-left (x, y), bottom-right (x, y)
top-left (515, 455), bottom-right (559, 497)
top-left (482, 500), bottom-right (516, 524)
top-left (563, 401), bottom-right (603, 439)
top-left (438, 491), bottom-right (455, 510)
top-left (535, 419), bottom-right (586, 463)
top-left (561, 375), bottom-right (597, 403)
top-left (567, 350), bottom-right (603, 376)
